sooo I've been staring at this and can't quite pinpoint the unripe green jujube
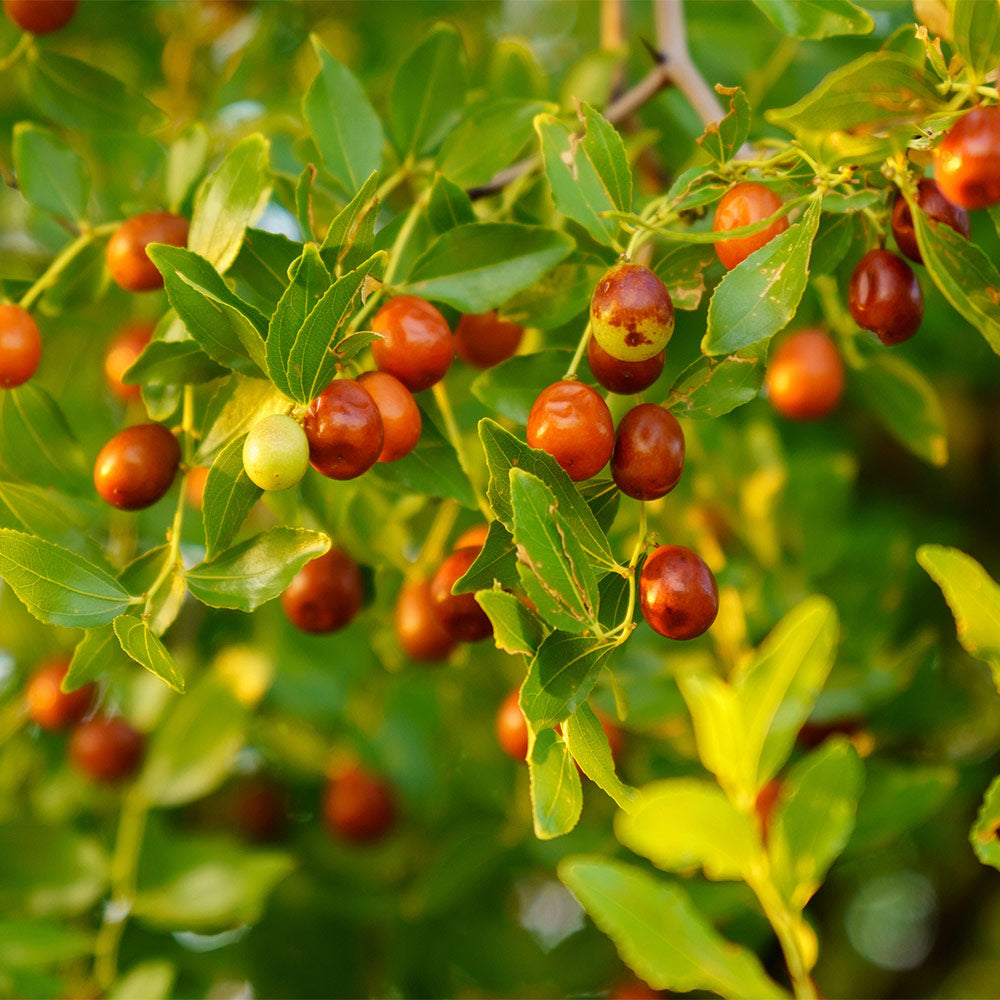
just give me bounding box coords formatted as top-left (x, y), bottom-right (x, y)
top-left (243, 414), bottom-right (310, 491)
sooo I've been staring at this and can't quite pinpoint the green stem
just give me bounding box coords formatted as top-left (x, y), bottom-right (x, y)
top-left (381, 190), bottom-right (429, 289)
top-left (415, 499), bottom-right (460, 575)
top-left (0, 699), bottom-right (27, 745)
top-left (564, 321), bottom-right (593, 379)
top-left (431, 381), bottom-right (491, 521)
top-left (606, 502), bottom-right (646, 642)
top-left (375, 162), bottom-right (412, 203)
top-left (0, 34), bottom-right (30, 72)
top-left (18, 222), bottom-right (119, 311)
top-left (812, 274), bottom-right (865, 369)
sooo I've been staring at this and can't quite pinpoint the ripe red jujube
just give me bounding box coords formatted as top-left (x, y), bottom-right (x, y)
top-left (766, 330), bottom-right (845, 421)
top-left (713, 182), bottom-right (788, 270)
top-left (526, 380), bottom-right (614, 482)
top-left (69, 716), bottom-right (145, 783)
top-left (371, 296), bottom-right (453, 392)
top-left (105, 212), bottom-right (189, 293)
top-left (303, 379), bottom-right (383, 480)
top-left (639, 545), bottom-right (719, 640)
top-left (430, 546), bottom-right (492, 642)
top-left (587, 336), bottom-right (664, 395)
top-left (611, 404), bottom-right (685, 501)
top-left (848, 249), bottom-right (923, 345)
top-left (94, 423), bottom-right (181, 510)
top-left (281, 548), bottom-right (364, 634)
top-left (0, 304), bottom-right (42, 388)
top-left (25, 657), bottom-right (95, 731)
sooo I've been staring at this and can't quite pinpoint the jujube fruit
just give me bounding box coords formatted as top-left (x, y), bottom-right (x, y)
top-left (323, 763), bottom-right (396, 844)
top-left (934, 105), bottom-right (1000, 209)
top-left (242, 413), bottom-right (310, 491)
top-left (94, 423), bottom-right (181, 510)
top-left (371, 296), bottom-right (453, 392)
top-left (890, 178), bottom-right (970, 264)
top-left (358, 370), bottom-right (422, 462)
top-left (430, 546), bottom-right (492, 642)
top-left (848, 249), bottom-right (923, 345)
top-left (393, 579), bottom-right (457, 663)
top-left (526, 380), bottom-right (614, 482)
top-left (587, 336), bottom-right (664, 395)
top-left (69, 716), bottom-right (145, 783)
top-left (611, 404), bottom-right (685, 501)
top-left (639, 545), bottom-right (719, 640)
top-left (610, 978), bottom-right (662, 1000)
top-left (229, 776), bottom-right (291, 843)
top-left (184, 466), bottom-right (210, 511)
top-left (25, 657), bottom-right (95, 731)
top-left (0, 303), bottom-right (42, 388)
top-left (303, 379), bottom-right (383, 480)
top-left (713, 182), bottom-right (789, 270)
top-left (454, 310), bottom-right (523, 368)
top-left (496, 689), bottom-right (529, 760)
top-left (3, 0), bottom-right (76, 33)
top-left (281, 548), bottom-right (364, 634)
top-left (105, 212), bottom-right (189, 292)
top-left (453, 523), bottom-right (490, 551)
top-left (104, 322), bottom-right (153, 403)
top-left (590, 262), bottom-right (674, 362)
top-left (766, 329), bottom-right (845, 421)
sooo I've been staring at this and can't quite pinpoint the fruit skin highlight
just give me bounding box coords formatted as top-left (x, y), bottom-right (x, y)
top-left (639, 545), bottom-right (719, 640)
top-left (611, 404), bottom-right (685, 501)
top-left (371, 296), bottom-right (454, 392)
top-left (848, 249), bottom-right (924, 346)
top-left (934, 106), bottom-right (1000, 210)
top-left (303, 380), bottom-right (383, 480)
top-left (527, 380), bottom-right (614, 481)
top-left (94, 423), bottom-right (181, 510)
top-left (890, 178), bottom-right (970, 265)
top-left (590, 262), bottom-right (674, 362)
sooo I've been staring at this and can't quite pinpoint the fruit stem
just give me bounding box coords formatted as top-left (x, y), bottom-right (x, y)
top-left (564, 320), bottom-right (593, 379)
top-left (18, 222), bottom-right (120, 311)
top-left (0, 34), bottom-right (31, 72)
top-left (604, 502), bottom-right (647, 642)
top-left (431, 381), bottom-right (492, 521)
top-left (375, 163), bottom-right (411, 203)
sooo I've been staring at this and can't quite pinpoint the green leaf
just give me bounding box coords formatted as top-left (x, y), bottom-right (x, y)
top-left (0, 480), bottom-right (99, 557)
top-left (188, 134), bottom-right (272, 274)
top-left (855, 352), bottom-right (948, 466)
top-left (0, 530), bottom-right (132, 627)
top-left (666, 344), bottom-right (767, 420)
top-left (0, 919), bottom-right (92, 969)
top-left (950, 0), bottom-right (1000, 84)
top-left (510, 468), bottom-right (600, 634)
top-left (64, 624), bottom-right (129, 692)
top-left (615, 779), bottom-right (756, 880)
top-left (752, 0), bottom-right (874, 39)
top-left (654, 243), bottom-right (717, 311)
top-left (118, 545), bottom-right (187, 637)
top-left (427, 173), bottom-right (476, 234)
top-left (697, 86), bottom-right (752, 165)
top-left (913, 203), bottom-right (1000, 356)
top-left (578, 102), bottom-right (632, 212)
top-left (196, 375), bottom-right (290, 464)
top-left (319, 170), bottom-right (379, 276)
top-left (504, 254), bottom-right (605, 330)
top-left (166, 122), bottom-right (210, 212)
top-left (559, 857), bottom-right (787, 999)
top-left (477, 588), bottom-right (549, 656)
top-left (304, 37), bottom-right (384, 194)
top-left (294, 164), bottom-right (315, 241)
top-left (109, 961), bottom-right (175, 1000)
top-left (579, 479), bottom-right (620, 536)
top-left (564, 702), bottom-right (639, 812)
top-left (917, 544), bottom-right (1000, 691)
top-left (487, 39), bottom-right (547, 100)
top-left (676, 672), bottom-right (746, 795)
top-left (12, 123), bottom-right (88, 222)
top-left (124, 335), bottom-right (228, 388)
top-left (401, 222), bottom-right (574, 313)
top-left (970, 775), bottom-right (1000, 871)
top-left (229, 228), bottom-right (303, 309)
top-left (438, 99), bottom-right (553, 188)
top-left (454, 520), bottom-right (519, 593)
top-left (703, 198), bottom-right (821, 355)
top-left (202, 434), bottom-right (263, 560)
top-left (185, 527), bottom-right (330, 612)
top-left (113, 615), bottom-right (185, 693)
top-left (390, 24), bottom-right (467, 158)
top-left (139, 677), bottom-right (247, 807)
top-left (471, 350), bottom-right (574, 426)
top-left (528, 728), bottom-right (583, 840)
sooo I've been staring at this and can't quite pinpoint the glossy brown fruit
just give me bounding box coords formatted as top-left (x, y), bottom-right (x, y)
top-left (25, 657), bottom-right (94, 731)
top-left (371, 296), bottom-right (453, 392)
top-left (184, 466), bottom-right (210, 511)
top-left (766, 330), bottom-right (845, 421)
top-left (358, 370), bottom-right (421, 462)
top-left (394, 579), bottom-right (457, 663)
top-left (3, 0), bottom-right (76, 32)
top-left (0, 304), bottom-right (42, 388)
top-left (639, 545), bottom-right (719, 640)
top-left (106, 212), bottom-right (189, 293)
top-left (891, 178), bottom-right (971, 264)
top-left (94, 423), bottom-right (181, 511)
top-left (934, 105), bottom-right (1000, 209)
top-left (453, 523), bottom-right (490, 551)
top-left (590, 263), bottom-right (674, 362)
top-left (587, 336), bottom-right (664, 395)
top-left (281, 548), bottom-right (364, 634)
top-left (454, 310), bottom-right (524, 368)
top-left (323, 763), bottom-right (396, 844)
top-left (496, 689), bottom-right (529, 760)
top-left (713, 182), bottom-right (789, 270)
top-left (69, 716), bottom-right (144, 783)
top-left (303, 379), bottom-right (383, 480)
top-left (430, 546), bottom-right (492, 642)
top-left (611, 404), bottom-right (685, 501)
top-left (526, 380), bottom-right (614, 482)
top-left (848, 249), bottom-right (924, 345)
top-left (104, 322), bottom-right (153, 403)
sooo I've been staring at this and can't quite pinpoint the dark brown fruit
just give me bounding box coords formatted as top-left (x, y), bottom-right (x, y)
top-left (713, 182), bottom-right (788, 270)
top-left (281, 548), bottom-right (364, 634)
top-left (323, 763), bottom-right (396, 844)
top-left (639, 545), bottom-right (719, 640)
top-left (105, 212), bottom-right (189, 293)
top-left (890, 178), bottom-right (971, 264)
top-left (766, 330), bottom-right (845, 421)
top-left (848, 249), bottom-right (923, 345)
top-left (357, 370), bottom-right (421, 463)
top-left (526, 380), bottom-right (614, 482)
top-left (3, 0), bottom-right (76, 33)
top-left (394, 579), bottom-right (457, 663)
top-left (934, 105), bottom-right (1000, 209)
top-left (496, 689), bottom-right (529, 760)
top-left (371, 296), bottom-right (453, 392)
top-left (590, 263), bottom-right (674, 362)
top-left (454, 311), bottom-right (523, 368)
top-left (25, 656), bottom-right (94, 731)
top-left (0, 304), bottom-right (42, 388)
top-left (303, 379), bottom-right (383, 480)
top-left (611, 404), bottom-right (685, 501)
top-left (587, 336), bottom-right (664, 395)
top-left (69, 716), bottom-right (145, 783)
top-left (430, 546), bottom-right (492, 642)
top-left (104, 322), bottom-right (153, 403)
top-left (93, 423), bottom-right (181, 511)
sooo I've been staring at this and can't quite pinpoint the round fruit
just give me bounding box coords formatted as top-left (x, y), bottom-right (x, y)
top-left (394, 579), bottom-right (457, 663)
top-left (69, 716), bottom-right (144, 783)
top-left (303, 379), bottom-right (383, 480)
top-left (496, 689), bottom-right (529, 760)
top-left (766, 330), bottom-right (845, 421)
top-left (105, 212), bottom-right (189, 293)
top-left (587, 336), bottom-right (664, 395)
top-left (323, 763), bottom-right (396, 843)
top-left (891, 178), bottom-right (971, 264)
top-left (639, 545), bottom-right (719, 640)
top-left (454, 311), bottom-right (524, 368)
top-left (371, 296), bottom-right (453, 392)
top-left (848, 249), bottom-right (924, 345)
top-left (281, 548), bottom-right (364, 634)
top-left (0, 304), bottom-right (42, 388)
top-left (934, 105), bottom-right (1000, 209)
top-left (242, 413), bottom-right (310, 491)
top-left (527, 380), bottom-right (614, 481)
top-left (3, 0), bottom-right (76, 32)
top-left (590, 262), bottom-right (674, 362)
top-left (713, 182), bottom-right (789, 270)
top-left (25, 656), bottom-right (94, 731)
top-left (430, 546), bottom-right (492, 642)
top-left (94, 423), bottom-right (181, 511)
top-left (104, 322), bottom-right (153, 403)
top-left (229, 777), bottom-right (291, 843)
top-left (358, 370), bottom-right (421, 462)
top-left (611, 404), bottom-right (685, 501)
top-left (453, 523), bottom-right (490, 551)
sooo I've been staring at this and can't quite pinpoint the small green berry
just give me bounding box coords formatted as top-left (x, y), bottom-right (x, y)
top-left (242, 414), bottom-right (309, 491)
